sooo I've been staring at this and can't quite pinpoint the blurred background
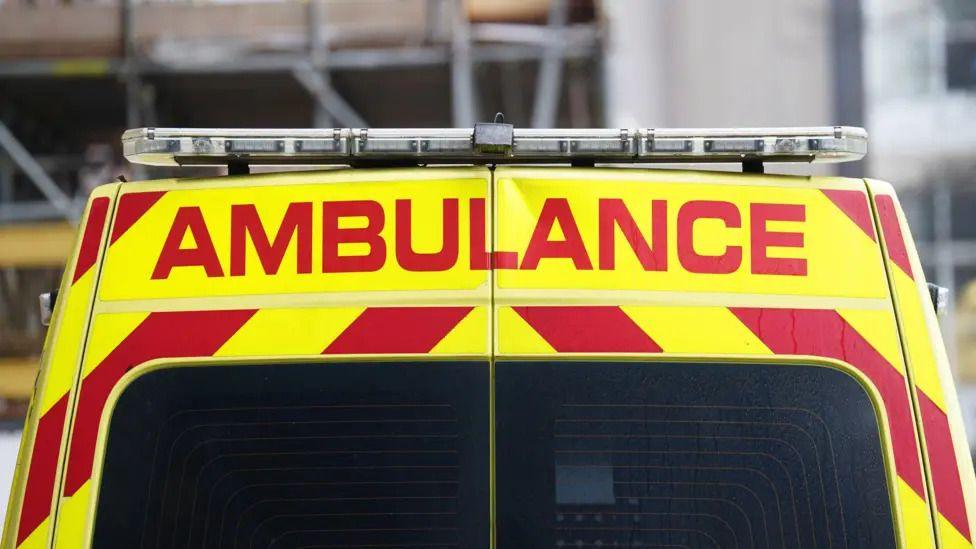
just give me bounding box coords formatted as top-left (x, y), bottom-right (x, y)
top-left (1, 0), bottom-right (975, 517)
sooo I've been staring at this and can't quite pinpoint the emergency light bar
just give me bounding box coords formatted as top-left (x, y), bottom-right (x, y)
top-left (122, 125), bottom-right (867, 167)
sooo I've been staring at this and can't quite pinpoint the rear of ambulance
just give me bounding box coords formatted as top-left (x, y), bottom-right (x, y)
top-left (2, 125), bottom-right (975, 548)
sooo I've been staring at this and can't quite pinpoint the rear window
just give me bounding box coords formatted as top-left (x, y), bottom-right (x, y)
top-left (92, 360), bottom-right (895, 548)
top-left (93, 362), bottom-right (490, 549)
top-left (495, 361), bottom-right (895, 548)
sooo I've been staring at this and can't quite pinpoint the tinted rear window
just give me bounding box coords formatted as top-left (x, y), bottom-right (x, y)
top-left (93, 362), bottom-right (490, 549)
top-left (495, 361), bottom-right (895, 548)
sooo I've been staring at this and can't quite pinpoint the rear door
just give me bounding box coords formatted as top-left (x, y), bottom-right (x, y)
top-left (46, 167), bottom-right (494, 549)
top-left (492, 166), bottom-right (929, 547)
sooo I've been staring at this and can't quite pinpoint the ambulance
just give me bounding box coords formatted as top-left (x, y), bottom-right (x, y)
top-left (2, 123), bottom-right (974, 548)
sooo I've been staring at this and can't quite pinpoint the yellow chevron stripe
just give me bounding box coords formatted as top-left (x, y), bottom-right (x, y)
top-left (214, 307), bottom-right (365, 357)
top-left (51, 482), bottom-right (90, 548)
top-left (891, 270), bottom-right (945, 410)
top-left (496, 307), bottom-right (555, 354)
top-left (838, 308), bottom-right (907, 376)
top-left (898, 478), bottom-right (937, 549)
top-left (431, 306), bottom-right (488, 354)
top-left (40, 276), bottom-right (94, 412)
top-left (15, 516), bottom-right (49, 549)
top-left (81, 312), bottom-right (150, 377)
top-left (939, 514), bottom-right (972, 549)
top-left (622, 305), bottom-right (772, 355)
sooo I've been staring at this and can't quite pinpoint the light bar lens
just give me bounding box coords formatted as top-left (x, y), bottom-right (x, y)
top-left (225, 139), bottom-right (285, 153)
top-left (704, 138), bottom-right (764, 153)
top-left (295, 138), bottom-right (345, 153)
top-left (645, 138), bottom-right (693, 153)
top-left (122, 126), bottom-right (867, 166)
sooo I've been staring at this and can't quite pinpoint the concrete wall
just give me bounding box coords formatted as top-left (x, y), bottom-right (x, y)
top-left (602, 0), bottom-right (833, 129)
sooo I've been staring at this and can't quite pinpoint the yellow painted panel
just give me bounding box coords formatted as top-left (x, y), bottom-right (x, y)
top-left (898, 478), bottom-right (936, 549)
top-left (52, 482), bottom-right (90, 548)
top-left (622, 305), bottom-right (772, 355)
top-left (839, 308), bottom-right (907, 375)
top-left (430, 306), bottom-right (489, 355)
top-left (100, 169), bottom-right (491, 301)
top-left (16, 516), bottom-right (50, 549)
top-left (939, 514), bottom-right (973, 549)
top-left (215, 307), bottom-right (364, 356)
top-left (80, 312), bottom-right (150, 377)
top-left (494, 168), bottom-right (887, 299)
top-left (496, 306), bottom-right (555, 354)
top-left (891, 270), bottom-right (945, 409)
top-left (41, 275), bottom-right (96, 411)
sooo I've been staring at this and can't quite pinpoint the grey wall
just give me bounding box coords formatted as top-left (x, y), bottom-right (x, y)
top-left (603, 0), bottom-right (833, 129)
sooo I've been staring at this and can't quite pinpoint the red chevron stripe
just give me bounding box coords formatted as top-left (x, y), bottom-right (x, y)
top-left (62, 309), bottom-right (256, 497)
top-left (71, 197), bottom-right (109, 284)
top-left (512, 306), bottom-right (662, 353)
top-left (918, 390), bottom-right (971, 540)
top-left (110, 191), bottom-right (166, 244)
top-left (15, 394), bottom-right (68, 545)
top-left (874, 195), bottom-right (914, 279)
top-left (730, 307), bottom-right (926, 497)
top-left (323, 307), bottom-right (473, 354)
top-left (821, 189), bottom-right (876, 241)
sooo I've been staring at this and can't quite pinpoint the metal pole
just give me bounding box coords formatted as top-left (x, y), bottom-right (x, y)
top-left (450, 0), bottom-right (476, 127)
top-left (295, 1), bottom-right (368, 128)
top-left (122, 0), bottom-right (147, 180)
top-left (0, 156), bottom-right (12, 204)
top-left (306, 0), bottom-right (332, 127)
top-left (0, 122), bottom-right (76, 221)
top-left (830, 0), bottom-right (865, 177)
top-left (531, 0), bottom-right (569, 128)
top-left (293, 64), bottom-right (368, 128)
top-left (122, 0), bottom-right (140, 128)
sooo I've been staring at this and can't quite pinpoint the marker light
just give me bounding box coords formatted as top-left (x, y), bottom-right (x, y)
top-left (122, 126), bottom-right (867, 167)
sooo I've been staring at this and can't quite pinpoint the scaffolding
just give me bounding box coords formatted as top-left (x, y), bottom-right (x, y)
top-left (0, 0), bottom-right (603, 401)
top-left (0, 0), bottom-right (600, 223)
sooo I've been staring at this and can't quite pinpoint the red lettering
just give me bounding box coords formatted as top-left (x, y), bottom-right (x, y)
top-left (151, 206), bottom-right (224, 279)
top-left (493, 251), bottom-right (520, 269)
top-left (230, 202), bottom-right (312, 276)
top-left (521, 198), bottom-right (592, 270)
top-left (396, 199), bottom-right (459, 272)
top-left (751, 203), bottom-right (807, 276)
top-left (469, 197), bottom-right (519, 269)
top-left (677, 200), bottom-right (742, 274)
top-left (599, 199), bottom-right (667, 271)
top-left (469, 198), bottom-right (489, 270)
top-left (322, 200), bottom-right (386, 273)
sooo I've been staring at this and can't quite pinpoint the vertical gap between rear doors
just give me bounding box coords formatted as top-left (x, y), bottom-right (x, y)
top-left (488, 165), bottom-right (497, 549)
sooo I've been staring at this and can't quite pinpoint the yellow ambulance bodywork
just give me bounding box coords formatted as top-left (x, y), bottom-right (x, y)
top-left (1, 166), bottom-right (974, 548)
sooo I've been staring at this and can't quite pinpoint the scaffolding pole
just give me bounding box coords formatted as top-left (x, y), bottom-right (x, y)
top-left (293, 63), bottom-right (368, 128)
top-left (450, 0), bottom-right (477, 127)
top-left (0, 122), bottom-right (76, 222)
top-left (531, 0), bottom-right (569, 128)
